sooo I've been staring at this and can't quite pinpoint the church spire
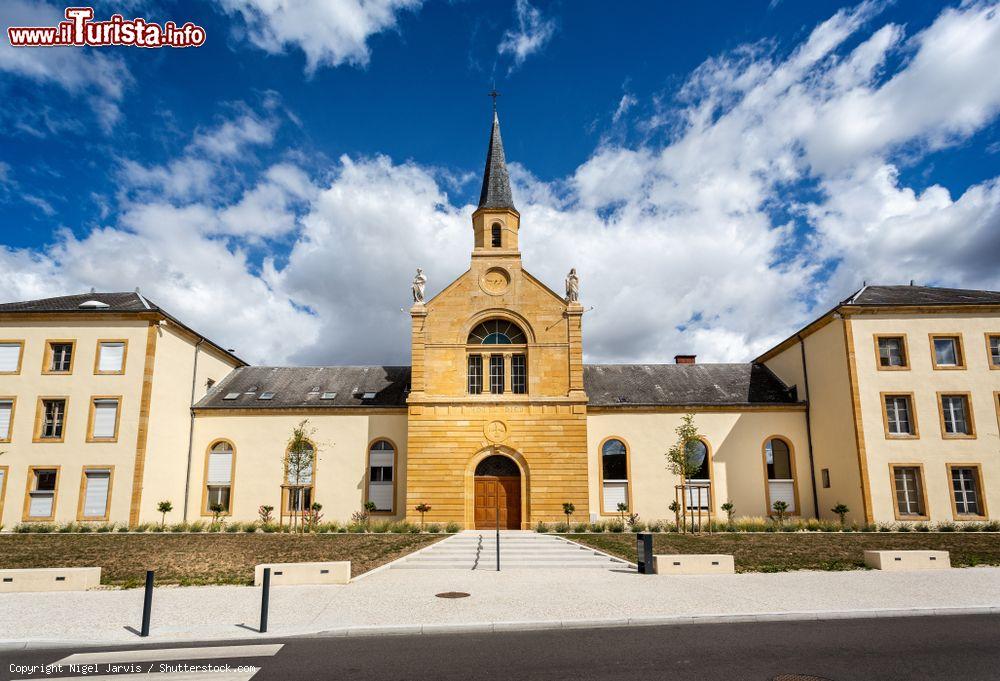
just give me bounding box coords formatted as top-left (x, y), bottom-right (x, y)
top-left (477, 108), bottom-right (517, 212)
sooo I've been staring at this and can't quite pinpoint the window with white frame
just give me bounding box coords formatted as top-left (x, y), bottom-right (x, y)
top-left (884, 395), bottom-right (914, 436)
top-left (368, 440), bottom-right (394, 512)
top-left (206, 441), bottom-right (233, 513)
top-left (81, 468), bottom-right (111, 519)
top-left (511, 354), bottom-right (527, 394)
top-left (989, 334), bottom-right (1000, 367)
top-left (950, 466), bottom-right (983, 517)
top-left (0, 342), bottom-right (22, 373)
top-left (467, 354), bottom-right (483, 395)
top-left (27, 468), bottom-right (58, 519)
top-left (489, 354), bottom-right (504, 394)
top-left (0, 399), bottom-right (12, 441)
top-left (47, 342), bottom-right (74, 373)
top-left (96, 341), bottom-right (126, 373)
top-left (941, 394), bottom-right (972, 436)
top-left (877, 336), bottom-right (907, 368)
top-left (90, 398), bottom-right (119, 440)
top-left (601, 438), bottom-right (628, 513)
top-left (40, 399), bottom-right (66, 439)
top-left (892, 466), bottom-right (925, 517)
top-left (765, 438), bottom-right (796, 513)
top-left (932, 336), bottom-right (962, 367)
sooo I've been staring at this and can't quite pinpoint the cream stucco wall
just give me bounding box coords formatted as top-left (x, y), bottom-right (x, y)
top-left (188, 411), bottom-right (408, 522)
top-left (849, 312), bottom-right (999, 522)
top-left (0, 319), bottom-right (149, 527)
top-left (586, 409), bottom-right (814, 521)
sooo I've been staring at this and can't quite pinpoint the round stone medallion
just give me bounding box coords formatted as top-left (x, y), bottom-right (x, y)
top-left (484, 420), bottom-right (509, 443)
top-left (479, 267), bottom-right (510, 296)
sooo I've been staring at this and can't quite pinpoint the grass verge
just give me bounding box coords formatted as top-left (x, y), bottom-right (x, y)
top-left (0, 533), bottom-right (442, 586)
top-left (563, 532), bottom-right (1000, 572)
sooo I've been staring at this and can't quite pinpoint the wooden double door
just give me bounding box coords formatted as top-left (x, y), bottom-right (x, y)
top-left (474, 476), bottom-right (521, 529)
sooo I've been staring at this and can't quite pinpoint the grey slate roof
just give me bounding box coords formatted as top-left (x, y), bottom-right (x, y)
top-left (844, 285), bottom-right (1000, 307)
top-left (196, 366), bottom-right (412, 409)
top-left (477, 111), bottom-right (516, 211)
top-left (195, 362), bottom-right (796, 409)
top-left (0, 291), bottom-right (156, 313)
top-left (584, 364), bottom-right (796, 407)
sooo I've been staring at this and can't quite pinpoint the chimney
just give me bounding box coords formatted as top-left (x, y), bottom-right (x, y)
top-left (674, 354), bottom-right (696, 365)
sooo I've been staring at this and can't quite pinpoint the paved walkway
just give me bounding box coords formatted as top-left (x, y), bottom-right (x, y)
top-left (392, 531), bottom-right (628, 570)
top-left (2, 534), bottom-right (999, 648)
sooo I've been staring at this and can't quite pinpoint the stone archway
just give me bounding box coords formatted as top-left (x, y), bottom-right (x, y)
top-left (464, 446), bottom-right (529, 529)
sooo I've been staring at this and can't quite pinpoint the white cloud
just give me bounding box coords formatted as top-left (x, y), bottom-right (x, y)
top-left (216, 0), bottom-right (423, 73)
top-left (498, 0), bottom-right (556, 69)
top-left (0, 0), bottom-right (132, 131)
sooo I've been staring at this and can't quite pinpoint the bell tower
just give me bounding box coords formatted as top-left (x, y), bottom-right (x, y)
top-left (472, 109), bottom-right (521, 259)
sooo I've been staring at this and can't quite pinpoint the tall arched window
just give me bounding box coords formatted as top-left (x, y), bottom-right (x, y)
top-left (467, 320), bottom-right (527, 395)
top-left (684, 439), bottom-right (711, 511)
top-left (284, 440), bottom-right (315, 515)
top-left (491, 223), bottom-right (502, 247)
top-left (764, 437), bottom-right (797, 514)
top-left (204, 440), bottom-right (234, 515)
top-left (367, 440), bottom-right (395, 513)
top-left (601, 438), bottom-right (629, 514)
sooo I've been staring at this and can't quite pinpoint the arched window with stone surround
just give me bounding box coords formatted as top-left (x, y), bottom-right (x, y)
top-left (491, 223), bottom-right (502, 247)
top-left (466, 319), bottom-right (528, 395)
top-left (600, 438), bottom-right (629, 514)
top-left (764, 437), bottom-right (797, 514)
top-left (684, 438), bottom-right (712, 511)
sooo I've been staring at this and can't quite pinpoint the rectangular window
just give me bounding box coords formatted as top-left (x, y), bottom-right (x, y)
top-left (892, 466), bottom-right (926, 518)
top-left (368, 447), bottom-right (395, 512)
top-left (876, 335), bottom-right (908, 369)
top-left (511, 354), bottom-right (527, 394)
top-left (930, 334), bottom-right (964, 369)
top-left (0, 398), bottom-right (13, 442)
top-left (821, 468), bottom-right (831, 489)
top-left (0, 341), bottom-right (23, 373)
top-left (467, 354), bottom-right (483, 395)
top-left (80, 468), bottom-right (112, 520)
top-left (940, 393), bottom-right (974, 437)
top-left (95, 341), bottom-right (126, 374)
top-left (206, 447), bottom-right (233, 514)
top-left (44, 341), bottom-right (75, 373)
top-left (949, 465), bottom-right (985, 518)
top-left (26, 468), bottom-right (59, 520)
top-left (88, 398), bottom-right (120, 441)
top-left (0, 466), bottom-right (8, 519)
top-left (37, 399), bottom-right (67, 441)
top-left (489, 354), bottom-right (504, 395)
top-left (987, 334), bottom-right (1000, 368)
top-left (883, 394), bottom-right (916, 437)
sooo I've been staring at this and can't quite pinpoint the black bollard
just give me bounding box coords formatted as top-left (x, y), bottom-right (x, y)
top-left (259, 567), bottom-right (270, 633)
top-left (140, 570), bottom-right (154, 636)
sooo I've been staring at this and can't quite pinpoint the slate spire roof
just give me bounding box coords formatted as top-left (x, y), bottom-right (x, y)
top-left (477, 110), bottom-right (517, 211)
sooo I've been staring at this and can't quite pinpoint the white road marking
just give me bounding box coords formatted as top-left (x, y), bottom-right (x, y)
top-left (55, 643), bottom-right (281, 665)
top-left (18, 669), bottom-right (259, 681)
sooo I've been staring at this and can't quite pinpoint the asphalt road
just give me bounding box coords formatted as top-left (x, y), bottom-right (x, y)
top-left (2, 615), bottom-right (999, 681)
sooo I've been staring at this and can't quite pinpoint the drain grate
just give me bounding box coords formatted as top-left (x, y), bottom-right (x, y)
top-left (772, 675), bottom-right (834, 681)
top-left (435, 591), bottom-right (471, 599)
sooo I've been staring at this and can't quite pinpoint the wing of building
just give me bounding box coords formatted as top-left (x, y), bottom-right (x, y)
top-left (1, 114), bottom-right (998, 530)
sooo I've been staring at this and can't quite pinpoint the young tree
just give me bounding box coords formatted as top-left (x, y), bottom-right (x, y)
top-left (832, 503), bottom-right (850, 526)
top-left (156, 500), bottom-right (173, 529)
top-left (209, 503), bottom-right (224, 525)
top-left (668, 500), bottom-right (680, 529)
top-left (415, 503), bottom-right (431, 530)
top-left (562, 502), bottom-right (575, 526)
top-left (721, 501), bottom-right (735, 524)
top-left (616, 501), bottom-right (628, 528)
top-left (772, 500), bottom-right (788, 525)
top-left (665, 414), bottom-right (706, 532)
top-left (258, 505), bottom-right (274, 525)
top-left (363, 501), bottom-right (377, 529)
top-left (284, 420), bottom-right (318, 533)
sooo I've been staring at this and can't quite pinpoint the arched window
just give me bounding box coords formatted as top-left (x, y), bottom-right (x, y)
top-left (204, 440), bottom-right (234, 515)
top-left (491, 223), bottom-right (502, 247)
top-left (367, 440), bottom-right (395, 513)
top-left (684, 439), bottom-right (711, 511)
top-left (284, 440), bottom-right (315, 515)
top-left (601, 438), bottom-right (629, 514)
top-left (764, 437), bottom-right (797, 514)
top-left (467, 320), bottom-right (528, 395)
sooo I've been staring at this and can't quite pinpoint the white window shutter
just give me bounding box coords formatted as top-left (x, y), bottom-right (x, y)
top-left (98, 343), bottom-right (125, 372)
top-left (83, 470), bottom-right (111, 517)
top-left (602, 482), bottom-right (627, 513)
top-left (92, 400), bottom-right (118, 438)
top-left (769, 481), bottom-right (796, 513)
top-left (29, 493), bottom-right (53, 518)
top-left (207, 449), bottom-right (233, 485)
top-left (0, 400), bottom-right (12, 440)
top-left (368, 482), bottom-right (393, 511)
top-left (369, 450), bottom-right (393, 468)
top-left (0, 344), bottom-right (19, 372)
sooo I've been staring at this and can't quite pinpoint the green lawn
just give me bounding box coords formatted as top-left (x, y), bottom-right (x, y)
top-left (563, 532), bottom-right (1000, 572)
top-left (0, 533), bottom-right (441, 586)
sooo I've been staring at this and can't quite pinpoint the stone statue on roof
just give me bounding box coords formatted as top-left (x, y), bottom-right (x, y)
top-left (565, 268), bottom-right (579, 303)
top-left (412, 268), bottom-right (427, 304)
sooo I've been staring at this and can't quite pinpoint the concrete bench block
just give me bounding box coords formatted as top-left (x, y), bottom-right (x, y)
top-left (253, 561), bottom-right (351, 586)
top-left (654, 554), bottom-right (734, 575)
top-left (0, 567), bottom-right (101, 592)
top-left (864, 550), bottom-right (950, 571)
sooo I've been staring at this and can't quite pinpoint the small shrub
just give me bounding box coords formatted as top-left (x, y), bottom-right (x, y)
top-left (897, 522), bottom-right (912, 532)
top-left (588, 521), bottom-right (606, 532)
top-left (914, 522), bottom-right (930, 532)
top-left (631, 520), bottom-right (647, 532)
top-left (427, 523), bottom-right (442, 534)
top-left (78, 523), bottom-right (93, 533)
top-left (390, 522), bottom-right (411, 534)
top-left (116, 524), bottom-right (130, 532)
top-left (445, 521), bottom-right (461, 533)
top-left (937, 522), bottom-right (956, 532)
top-left (169, 522), bottom-right (188, 533)
top-left (372, 520), bottom-right (392, 533)
top-left (261, 523), bottom-right (279, 533)
top-left (58, 522), bottom-right (76, 533)
top-left (189, 521), bottom-right (206, 533)
top-left (535, 521), bottom-right (550, 533)
top-left (877, 522), bottom-right (893, 533)
top-left (959, 522), bottom-right (982, 532)
top-left (983, 520), bottom-right (1000, 532)
top-left (225, 522), bottom-right (241, 533)
top-left (553, 521), bottom-right (570, 533)
top-left (243, 522), bottom-right (258, 533)
top-left (258, 505), bottom-right (275, 525)
top-left (572, 522), bottom-right (589, 533)
top-left (648, 520), bottom-right (664, 533)
top-left (96, 523), bottom-right (115, 533)
top-left (408, 524), bottom-right (421, 534)
top-left (347, 523), bottom-right (366, 533)
top-left (607, 520), bottom-right (624, 533)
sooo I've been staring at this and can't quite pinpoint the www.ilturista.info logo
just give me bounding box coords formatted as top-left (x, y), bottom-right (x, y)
top-left (7, 7), bottom-right (206, 48)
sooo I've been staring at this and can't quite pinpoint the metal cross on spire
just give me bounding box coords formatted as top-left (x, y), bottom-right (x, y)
top-left (488, 87), bottom-right (500, 112)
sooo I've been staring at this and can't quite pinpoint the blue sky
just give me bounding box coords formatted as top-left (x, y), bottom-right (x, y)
top-left (2, 0), bottom-right (999, 365)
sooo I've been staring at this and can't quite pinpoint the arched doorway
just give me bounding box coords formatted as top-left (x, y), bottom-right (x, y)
top-left (474, 454), bottom-right (522, 529)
